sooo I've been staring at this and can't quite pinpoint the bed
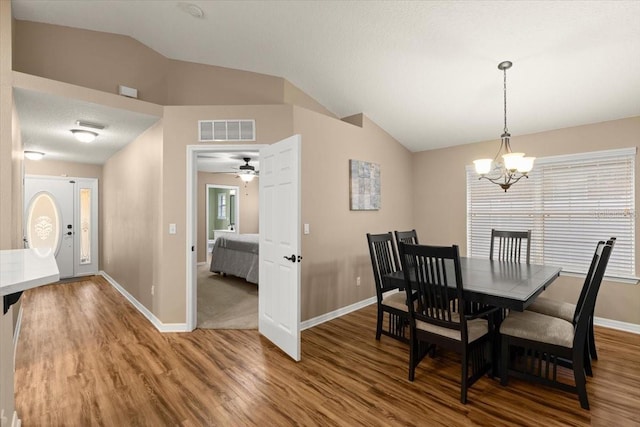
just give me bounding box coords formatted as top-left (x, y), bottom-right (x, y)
top-left (209, 233), bottom-right (259, 284)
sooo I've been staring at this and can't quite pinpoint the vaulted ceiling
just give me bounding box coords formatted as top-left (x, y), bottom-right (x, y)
top-left (12, 0), bottom-right (640, 157)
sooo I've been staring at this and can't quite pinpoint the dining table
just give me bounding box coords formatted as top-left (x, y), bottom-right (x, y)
top-left (384, 257), bottom-right (562, 312)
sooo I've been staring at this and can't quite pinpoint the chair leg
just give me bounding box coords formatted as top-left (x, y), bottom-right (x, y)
top-left (408, 334), bottom-right (416, 381)
top-left (574, 350), bottom-right (590, 410)
top-left (588, 316), bottom-right (598, 360)
top-left (500, 337), bottom-right (509, 386)
top-left (375, 306), bottom-right (383, 340)
top-left (583, 341), bottom-right (593, 377)
top-left (460, 355), bottom-right (468, 404)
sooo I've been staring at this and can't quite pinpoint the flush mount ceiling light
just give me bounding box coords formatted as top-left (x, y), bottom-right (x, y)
top-left (71, 129), bottom-right (98, 143)
top-left (473, 61), bottom-right (535, 192)
top-left (24, 151), bottom-right (45, 160)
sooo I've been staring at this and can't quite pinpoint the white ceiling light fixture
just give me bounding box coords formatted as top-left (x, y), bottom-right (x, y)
top-left (71, 129), bottom-right (98, 143)
top-left (238, 172), bottom-right (255, 183)
top-left (24, 151), bottom-right (45, 160)
top-left (473, 61), bottom-right (535, 192)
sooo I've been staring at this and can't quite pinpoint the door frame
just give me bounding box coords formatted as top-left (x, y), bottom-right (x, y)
top-left (186, 144), bottom-right (264, 331)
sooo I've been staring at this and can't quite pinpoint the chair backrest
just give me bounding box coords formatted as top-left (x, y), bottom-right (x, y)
top-left (490, 229), bottom-right (531, 263)
top-left (398, 243), bottom-right (467, 338)
top-left (573, 240), bottom-right (614, 348)
top-left (395, 229), bottom-right (419, 246)
top-left (572, 238), bottom-right (616, 324)
top-left (366, 232), bottom-right (401, 301)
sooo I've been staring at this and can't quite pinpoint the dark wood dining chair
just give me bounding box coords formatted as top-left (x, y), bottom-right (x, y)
top-left (398, 242), bottom-right (498, 404)
top-left (527, 238), bottom-right (616, 373)
top-left (499, 240), bottom-right (614, 410)
top-left (394, 229), bottom-right (419, 245)
top-left (490, 229), bottom-right (531, 264)
top-left (366, 232), bottom-right (409, 343)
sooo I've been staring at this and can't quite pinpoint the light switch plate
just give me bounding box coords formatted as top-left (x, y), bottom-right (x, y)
top-left (304, 223), bottom-right (310, 235)
top-left (169, 223), bottom-right (177, 234)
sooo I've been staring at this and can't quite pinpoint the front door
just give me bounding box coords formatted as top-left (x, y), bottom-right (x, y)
top-left (24, 176), bottom-right (99, 279)
top-left (259, 135), bottom-right (301, 361)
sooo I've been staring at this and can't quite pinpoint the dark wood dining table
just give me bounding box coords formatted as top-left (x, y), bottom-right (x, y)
top-left (384, 257), bottom-right (562, 312)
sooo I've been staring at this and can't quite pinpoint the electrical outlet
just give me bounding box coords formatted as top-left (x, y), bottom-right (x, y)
top-left (356, 276), bottom-right (361, 287)
top-left (151, 285), bottom-right (155, 296)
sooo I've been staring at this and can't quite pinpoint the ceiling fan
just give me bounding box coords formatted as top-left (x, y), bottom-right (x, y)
top-left (236, 157), bottom-right (259, 182)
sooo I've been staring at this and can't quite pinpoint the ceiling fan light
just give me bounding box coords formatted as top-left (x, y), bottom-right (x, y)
top-left (24, 151), bottom-right (45, 160)
top-left (239, 172), bottom-right (255, 182)
top-left (71, 129), bottom-right (98, 143)
top-left (473, 159), bottom-right (493, 175)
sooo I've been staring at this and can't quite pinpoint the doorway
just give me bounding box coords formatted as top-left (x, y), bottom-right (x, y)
top-left (24, 175), bottom-right (99, 279)
top-left (205, 184), bottom-right (240, 255)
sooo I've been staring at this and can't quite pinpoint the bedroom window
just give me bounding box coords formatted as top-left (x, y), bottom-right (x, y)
top-left (467, 147), bottom-right (636, 280)
top-left (218, 193), bottom-right (227, 219)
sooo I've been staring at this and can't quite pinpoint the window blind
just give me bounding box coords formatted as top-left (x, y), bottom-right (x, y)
top-left (467, 148), bottom-right (636, 279)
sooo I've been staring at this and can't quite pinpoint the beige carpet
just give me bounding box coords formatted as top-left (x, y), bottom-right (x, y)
top-left (197, 262), bottom-right (258, 329)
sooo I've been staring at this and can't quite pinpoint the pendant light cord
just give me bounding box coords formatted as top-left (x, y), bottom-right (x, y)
top-left (503, 66), bottom-right (509, 135)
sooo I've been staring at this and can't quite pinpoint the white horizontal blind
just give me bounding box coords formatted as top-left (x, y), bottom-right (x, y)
top-left (467, 148), bottom-right (635, 278)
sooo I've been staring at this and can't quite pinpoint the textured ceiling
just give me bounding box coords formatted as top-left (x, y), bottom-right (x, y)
top-left (14, 88), bottom-right (159, 165)
top-left (11, 0), bottom-right (640, 156)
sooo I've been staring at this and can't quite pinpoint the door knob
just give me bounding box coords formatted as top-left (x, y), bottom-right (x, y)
top-left (283, 254), bottom-right (296, 262)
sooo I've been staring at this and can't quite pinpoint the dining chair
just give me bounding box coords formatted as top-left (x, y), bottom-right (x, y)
top-left (499, 240), bottom-right (613, 410)
top-left (394, 229), bottom-right (419, 245)
top-left (366, 232), bottom-right (409, 343)
top-left (527, 238), bottom-right (616, 372)
top-left (398, 242), bottom-right (498, 404)
top-left (490, 229), bottom-right (531, 264)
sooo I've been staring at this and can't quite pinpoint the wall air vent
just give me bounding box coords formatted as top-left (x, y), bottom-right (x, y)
top-left (198, 120), bottom-right (255, 142)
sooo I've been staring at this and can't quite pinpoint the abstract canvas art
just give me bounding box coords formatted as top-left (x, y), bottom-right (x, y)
top-left (349, 159), bottom-right (380, 210)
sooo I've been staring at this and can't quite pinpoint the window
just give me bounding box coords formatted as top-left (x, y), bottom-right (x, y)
top-left (467, 148), bottom-right (636, 279)
top-left (217, 193), bottom-right (227, 219)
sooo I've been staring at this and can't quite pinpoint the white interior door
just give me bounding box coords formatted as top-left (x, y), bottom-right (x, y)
top-left (259, 135), bottom-right (301, 361)
top-left (24, 176), bottom-right (99, 279)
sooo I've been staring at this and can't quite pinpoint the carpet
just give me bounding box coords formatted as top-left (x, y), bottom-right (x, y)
top-left (197, 262), bottom-right (258, 329)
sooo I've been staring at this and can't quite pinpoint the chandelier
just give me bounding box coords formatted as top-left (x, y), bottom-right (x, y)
top-left (473, 61), bottom-right (534, 192)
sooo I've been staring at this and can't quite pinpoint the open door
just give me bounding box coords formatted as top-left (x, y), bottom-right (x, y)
top-left (259, 135), bottom-right (301, 361)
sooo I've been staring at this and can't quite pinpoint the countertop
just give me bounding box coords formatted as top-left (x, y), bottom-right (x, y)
top-left (0, 248), bottom-right (60, 296)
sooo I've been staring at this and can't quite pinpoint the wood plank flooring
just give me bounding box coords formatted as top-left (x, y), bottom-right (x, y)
top-left (14, 276), bottom-right (640, 426)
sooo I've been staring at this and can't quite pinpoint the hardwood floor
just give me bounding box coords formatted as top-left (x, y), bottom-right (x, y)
top-left (15, 276), bottom-right (640, 426)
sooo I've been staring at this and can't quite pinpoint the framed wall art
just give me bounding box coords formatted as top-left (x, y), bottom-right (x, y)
top-left (349, 159), bottom-right (380, 210)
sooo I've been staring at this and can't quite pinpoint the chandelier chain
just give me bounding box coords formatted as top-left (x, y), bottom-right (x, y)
top-left (503, 66), bottom-right (508, 135)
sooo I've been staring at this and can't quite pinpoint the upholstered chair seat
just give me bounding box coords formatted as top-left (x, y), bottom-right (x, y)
top-left (527, 298), bottom-right (575, 323)
top-left (500, 310), bottom-right (574, 348)
top-left (416, 313), bottom-right (488, 343)
top-left (381, 292), bottom-right (408, 311)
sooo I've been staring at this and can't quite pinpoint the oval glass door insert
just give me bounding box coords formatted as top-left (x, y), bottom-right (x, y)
top-left (26, 192), bottom-right (62, 256)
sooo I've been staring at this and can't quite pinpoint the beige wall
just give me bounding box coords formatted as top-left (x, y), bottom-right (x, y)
top-left (284, 80), bottom-right (337, 118)
top-left (25, 159), bottom-right (104, 269)
top-left (295, 109), bottom-right (414, 320)
top-left (13, 21), bottom-right (169, 105)
top-left (412, 117), bottom-right (640, 324)
top-left (159, 105), bottom-right (293, 322)
top-left (102, 120), bottom-right (163, 314)
top-left (196, 172), bottom-right (259, 263)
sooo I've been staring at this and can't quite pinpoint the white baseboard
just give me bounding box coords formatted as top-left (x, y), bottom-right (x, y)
top-left (300, 296), bottom-right (377, 331)
top-left (99, 271), bottom-right (189, 333)
top-left (13, 305), bottom-right (23, 372)
top-left (197, 261), bottom-right (207, 266)
top-left (594, 316), bottom-right (640, 335)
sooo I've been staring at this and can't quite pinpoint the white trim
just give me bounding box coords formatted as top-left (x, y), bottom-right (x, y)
top-left (300, 296), bottom-right (377, 331)
top-left (11, 410), bottom-right (20, 427)
top-left (535, 146), bottom-right (636, 166)
top-left (100, 271), bottom-right (189, 333)
top-left (594, 316), bottom-right (640, 335)
top-left (13, 304), bottom-right (23, 372)
top-left (197, 261), bottom-right (207, 266)
top-left (186, 144), bottom-right (264, 331)
top-left (560, 270), bottom-right (639, 285)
